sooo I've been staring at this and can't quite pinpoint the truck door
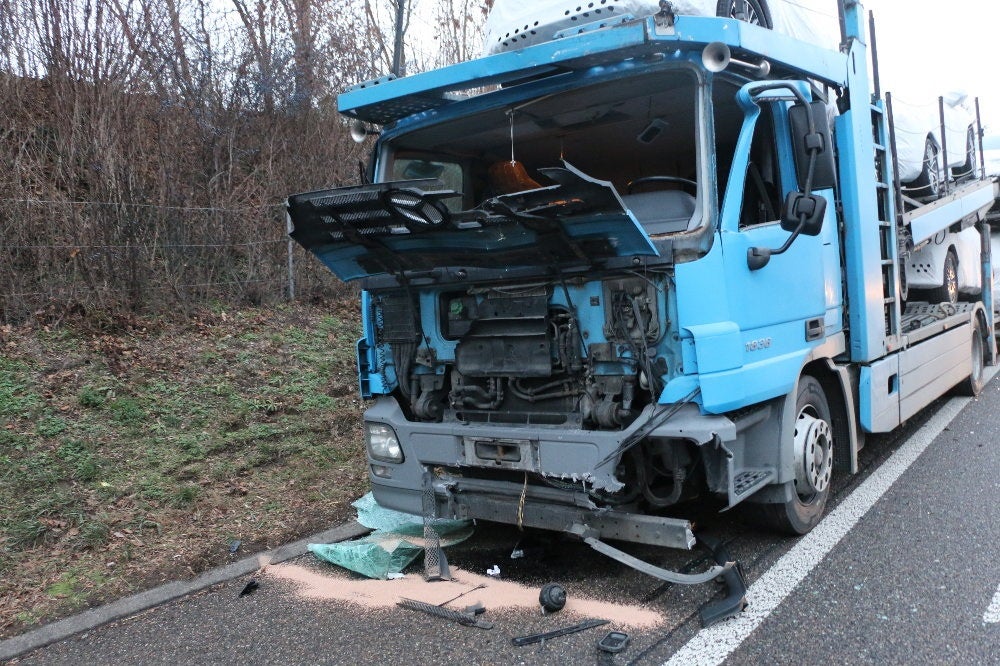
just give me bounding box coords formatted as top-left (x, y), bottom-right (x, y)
top-left (717, 87), bottom-right (844, 379)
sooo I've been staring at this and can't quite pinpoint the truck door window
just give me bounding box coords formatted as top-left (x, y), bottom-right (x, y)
top-left (739, 105), bottom-right (782, 228)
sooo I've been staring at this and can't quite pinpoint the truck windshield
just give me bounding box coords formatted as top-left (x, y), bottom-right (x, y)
top-left (382, 67), bottom-right (705, 237)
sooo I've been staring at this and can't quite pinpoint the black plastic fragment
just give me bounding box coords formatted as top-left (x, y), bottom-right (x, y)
top-left (596, 630), bottom-right (631, 654)
top-left (697, 536), bottom-right (748, 627)
top-left (239, 580), bottom-right (259, 597)
top-left (512, 618), bottom-right (609, 646)
top-left (539, 583), bottom-right (567, 612)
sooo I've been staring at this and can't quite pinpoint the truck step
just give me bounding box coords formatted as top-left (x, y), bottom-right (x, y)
top-left (729, 468), bottom-right (774, 506)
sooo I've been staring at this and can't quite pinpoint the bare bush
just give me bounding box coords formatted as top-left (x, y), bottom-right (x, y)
top-left (0, 0), bottom-right (489, 323)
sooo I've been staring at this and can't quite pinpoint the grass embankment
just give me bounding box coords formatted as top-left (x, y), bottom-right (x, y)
top-left (0, 303), bottom-right (367, 637)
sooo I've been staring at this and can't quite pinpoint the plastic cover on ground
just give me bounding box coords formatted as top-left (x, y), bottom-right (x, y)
top-left (308, 492), bottom-right (473, 579)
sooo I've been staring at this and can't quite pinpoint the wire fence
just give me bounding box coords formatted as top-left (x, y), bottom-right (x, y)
top-left (0, 199), bottom-right (346, 323)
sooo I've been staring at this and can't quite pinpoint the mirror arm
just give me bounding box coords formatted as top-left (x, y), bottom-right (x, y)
top-left (747, 148), bottom-right (819, 271)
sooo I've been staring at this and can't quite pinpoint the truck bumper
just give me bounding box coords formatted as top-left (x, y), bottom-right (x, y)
top-left (364, 395), bottom-right (761, 543)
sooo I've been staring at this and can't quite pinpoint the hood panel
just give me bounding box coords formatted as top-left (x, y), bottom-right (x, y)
top-left (287, 166), bottom-right (658, 281)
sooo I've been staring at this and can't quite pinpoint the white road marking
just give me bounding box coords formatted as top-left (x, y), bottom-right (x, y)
top-left (665, 395), bottom-right (973, 666)
top-left (985, 583), bottom-right (1000, 624)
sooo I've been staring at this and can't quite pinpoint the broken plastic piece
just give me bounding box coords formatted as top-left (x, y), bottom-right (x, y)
top-left (539, 583), bottom-right (567, 612)
top-left (229, 539), bottom-right (242, 554)
top-left (512, 618), bottom-right (609, 646)
top-left (386, 572), bottom-right (405, 580)
top-left (697, 537), bottom-right (748, 628)
top-left (597, 631), bottom-right (630, 654)
top-left (239, 580), bottom-right (259, 597)
top-left (310, 493), bottom-right (473, 579)
top-left (580, 531), bottom-right (731, 585)
top-left (398, 597), bottom-right (494, 629)
top-left (464, 602), bottom-right (486, 615)
top-left (487, 564), bottom-right (501, 577)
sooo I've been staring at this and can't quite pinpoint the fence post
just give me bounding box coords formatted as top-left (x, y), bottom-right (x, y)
top-left (286, 210), bottom-right (296, 301)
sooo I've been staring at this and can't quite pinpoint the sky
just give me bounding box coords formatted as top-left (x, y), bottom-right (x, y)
top-left (838, 0), bottom-right (1000, 133)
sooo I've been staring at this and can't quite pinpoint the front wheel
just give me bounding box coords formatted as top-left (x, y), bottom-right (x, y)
top-left (956, 317), bottom-right (987, 397)
top-left (751, 376), bottom-right (833, 535)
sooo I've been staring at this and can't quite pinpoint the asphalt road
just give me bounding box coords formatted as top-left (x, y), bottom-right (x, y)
top-left (10, 378), bottom-right (1000, 665)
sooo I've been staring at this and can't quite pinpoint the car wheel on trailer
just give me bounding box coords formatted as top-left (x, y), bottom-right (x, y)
top-left (717, 0), bottom-right (772, 29)
top-left (909, 137), bottom-right (942, 200)
top-left (752, 376), bottom-right (833, 535)
top-left (928, 249), bottom-right (959, 304)
top-left (956, 316), bottom-right (987, 397)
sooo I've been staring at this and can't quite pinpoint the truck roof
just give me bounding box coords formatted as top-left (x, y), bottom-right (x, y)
top-left (339, 14), bottom-right (848, 126)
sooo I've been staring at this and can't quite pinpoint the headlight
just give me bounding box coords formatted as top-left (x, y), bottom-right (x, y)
top-left (366, 423), bottom-right (403, 463)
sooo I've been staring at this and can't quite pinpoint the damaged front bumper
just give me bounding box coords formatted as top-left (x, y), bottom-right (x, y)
top-left (366, 395), bottom-right (738, 544)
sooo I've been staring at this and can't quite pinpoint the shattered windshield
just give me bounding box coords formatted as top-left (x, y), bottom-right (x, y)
top-left (383, 68), bottom-right (705, 238)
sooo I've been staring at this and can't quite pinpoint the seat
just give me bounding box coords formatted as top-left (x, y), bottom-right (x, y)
top-left (621, 190), bottom-right (697, 235)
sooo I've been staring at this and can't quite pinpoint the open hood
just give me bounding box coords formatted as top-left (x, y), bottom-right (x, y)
top-left (287, 164), bottom-right (659, 282)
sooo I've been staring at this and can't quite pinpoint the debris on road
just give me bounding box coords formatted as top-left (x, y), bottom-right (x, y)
top-left (238, 580), bottom-right (259, 597)
top-left (539, 583), bottom-right (567, 613)
top-left (266, 563), bottom-right (665, 628)
top-left (596, 630), bottom-right (630, 654)
top-left (397, 597), bottom-right (494, 629)
top-left (486, 565), bottom-right (501, 577)
top-left (308, 493), bottom-right (472, 579)
top-left (511, 618), bottom-right (609, 646)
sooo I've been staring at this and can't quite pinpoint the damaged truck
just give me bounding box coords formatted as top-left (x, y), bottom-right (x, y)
top-left (287, 0), bottom-right (1000, 592)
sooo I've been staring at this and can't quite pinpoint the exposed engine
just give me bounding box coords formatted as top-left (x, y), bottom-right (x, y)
top-left (370, 277), bottom-right (664, 429)
top-left (367, 276), bottom-right (702, 508)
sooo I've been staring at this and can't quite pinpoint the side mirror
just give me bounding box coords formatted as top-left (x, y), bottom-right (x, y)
top-left (788, 101), bottom-right (837, 191)
top-left (780, 192), bottom-right (826, 236)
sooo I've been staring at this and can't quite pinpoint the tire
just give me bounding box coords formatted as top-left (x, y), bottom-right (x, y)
top-left (909, 137), bottom-right (942, 200)
top-left (956, 316), bottom-right (986, 397)
top-left (717, 0), bottom-right (773, 29)
top-left (927, 249), bottom-right (959, 304)
top-left (898, 259), bottom-right (909, 304)
top-left (952, 126), bottom-right (977, 181)
top-left (751, 376), bottom-right (833, 535)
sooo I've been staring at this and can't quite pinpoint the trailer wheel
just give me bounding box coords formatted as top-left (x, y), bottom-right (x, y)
top-left (909, 137), bottom-right (942, 200)
top-left (752, 376), bottom-right (832, 535)
top-left (927, 249), bottom-right (959, 304)
top-left (716, 0), bottom-right (773, 29)
top-left (956, 317), bottom-right (986, 397)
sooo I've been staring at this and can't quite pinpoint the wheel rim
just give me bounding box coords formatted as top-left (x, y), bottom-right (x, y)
top-left (792, 407), bottom-right (833, 499)
top-left (944, 255), bottom-right (958, 303)
top-left (726, 1), bottom-right (765, 26)
top-left (971, 329), bottom-right (984, 386)
top-left (925, 142), bottom-right (941, 195)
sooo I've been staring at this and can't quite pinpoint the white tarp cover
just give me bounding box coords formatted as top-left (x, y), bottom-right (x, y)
top-left (483, 0), bottom-right (973, 183)
top-left (483, 0), bottom-right (841, 55)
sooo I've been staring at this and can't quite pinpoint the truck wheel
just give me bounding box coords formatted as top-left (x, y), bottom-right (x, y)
top-left (752, 376), bottom-right (833, 535)
top-left (928, 249), bottom-right (959, 304)
top-left (909, 137), bottom-right (942, 200)
top-left (716, 0), bottom-right (773, 29)
top-left (956, 317), bottom-right (986, 397)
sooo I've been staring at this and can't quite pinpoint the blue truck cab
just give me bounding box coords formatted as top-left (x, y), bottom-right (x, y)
top-left (287, 1), bottom-right (999, 576)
